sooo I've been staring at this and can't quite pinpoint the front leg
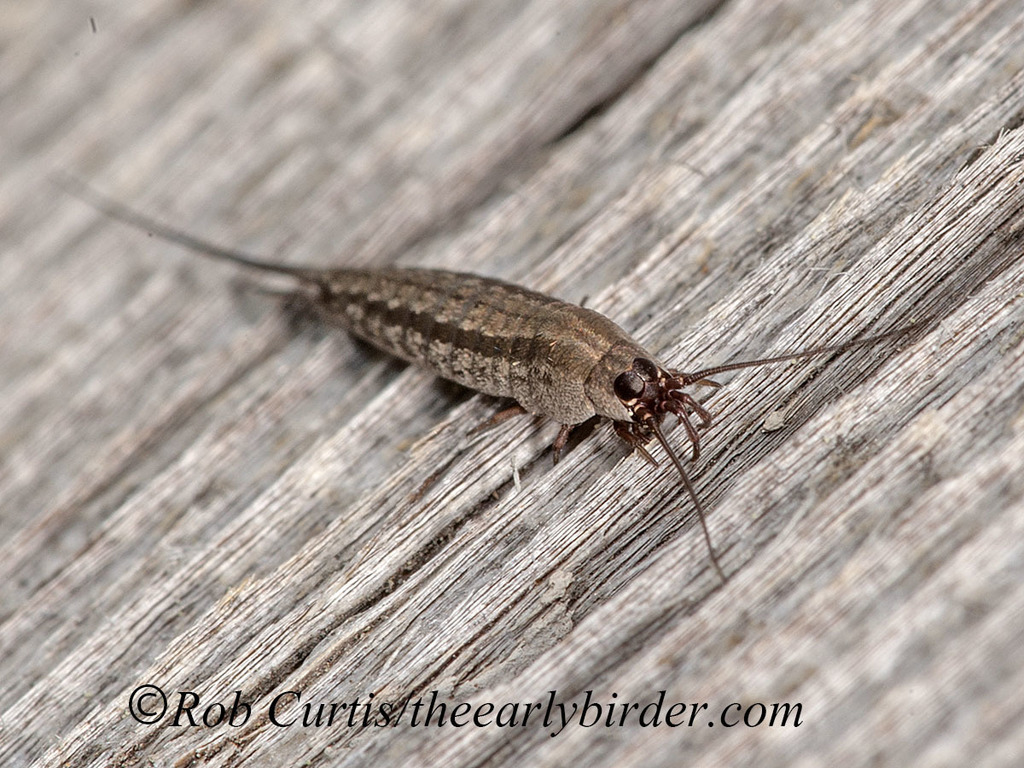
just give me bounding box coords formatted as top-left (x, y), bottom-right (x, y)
top-left (613, 421), bottom-right (659, 467)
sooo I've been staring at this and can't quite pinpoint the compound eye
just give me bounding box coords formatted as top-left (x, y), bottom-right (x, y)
top-left (632, 358), bottom-right (660, 381)
top-left (614, 370), bottom-right (645, 401)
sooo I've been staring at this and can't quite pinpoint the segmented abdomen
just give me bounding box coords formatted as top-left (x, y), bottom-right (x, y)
top-left (319, 267), bottom-right (640, 423)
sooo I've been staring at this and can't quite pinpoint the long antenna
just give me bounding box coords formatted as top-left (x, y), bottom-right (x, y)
top-left (649, 419), bottom-right (726, 581)
top-left (54, 174), bottom-right (326, 284)
top-left (665, 314), bottom-right (930, 581)
top-left (677, 320), bottom-right (928, 385)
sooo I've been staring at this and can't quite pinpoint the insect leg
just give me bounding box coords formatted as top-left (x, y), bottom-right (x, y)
top-left (613, 422), bottom-right (659, 467)
top-left (670, 409), bottom-right (703, 462)
top-left (468, 403), bottom-right (528, 435)
top-left (671, 392), bottom-right (714, 429)
top-left (552, 424), bottom-right (573, 464)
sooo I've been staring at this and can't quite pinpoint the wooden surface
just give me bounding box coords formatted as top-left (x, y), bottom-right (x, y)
top-left (2, 1), bottom-right (1023, 765)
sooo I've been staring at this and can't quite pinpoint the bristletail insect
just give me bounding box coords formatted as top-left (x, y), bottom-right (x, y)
top-left (62, 177), bottom-right (926, 581)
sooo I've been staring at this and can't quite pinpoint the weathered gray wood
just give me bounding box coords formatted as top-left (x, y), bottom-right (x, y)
top-left (2, 0), bottom-right (1023, 766)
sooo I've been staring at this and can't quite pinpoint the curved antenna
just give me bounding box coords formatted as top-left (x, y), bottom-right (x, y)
top-left (648, 419), bottom-right (726, 581)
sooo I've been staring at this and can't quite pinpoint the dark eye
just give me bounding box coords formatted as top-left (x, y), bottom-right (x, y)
top-left (614, 370), bottom-right (645, 401)
top-left (632, 358), bottom-right (660, 381)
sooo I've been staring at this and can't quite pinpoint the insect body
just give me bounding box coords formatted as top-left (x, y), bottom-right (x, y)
top-left (317, 268), bottom-right (649, 426)
top-left (64, 178), bottom-right (923, 581)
